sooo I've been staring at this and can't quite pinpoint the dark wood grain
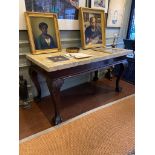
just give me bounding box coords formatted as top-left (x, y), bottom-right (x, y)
top-left (29, 56), bottom-right (128, 125)
top-left (29, 66), bottom-right (41, 102)
top-left (46, 78), bottom-right (64, 125)
top-left (115, 60), bottom-right (128, 92)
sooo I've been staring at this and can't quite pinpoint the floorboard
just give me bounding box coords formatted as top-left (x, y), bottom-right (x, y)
top-left (19, 78), bottom-right (135, 140)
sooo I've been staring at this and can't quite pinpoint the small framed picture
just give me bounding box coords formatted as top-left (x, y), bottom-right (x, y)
top-left (79, 7), bottom-right (106, 49)
top-left (25, 12), bottom-right (61, 54)
top-left (107, 0), bottom-right (125, 27)
top-left (91, 0), bottom-right (109, 13)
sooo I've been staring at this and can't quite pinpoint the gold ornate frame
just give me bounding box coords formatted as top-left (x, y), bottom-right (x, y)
top-left (25, 12), bottom-right (61, 54)
top-left (79, 7), bottom-right (106, 49)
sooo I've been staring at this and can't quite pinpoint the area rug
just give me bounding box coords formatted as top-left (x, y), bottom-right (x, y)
top-left (20, 94), bottom-right (135, 155)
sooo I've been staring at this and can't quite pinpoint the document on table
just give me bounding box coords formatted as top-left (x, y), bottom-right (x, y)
top-left (65, 53), bottom-right (93, 59)
top-left (48, 56), bottom-right (69, 62)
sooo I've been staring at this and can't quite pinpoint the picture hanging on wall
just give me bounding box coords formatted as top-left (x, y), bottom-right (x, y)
top-left (20, 0), bottom-right (86, 30)
top-left (91, 0), bottom-right (109, 13)
top-left (25, 12), bottom-right (61, 54)
top-left (79, 7), bottom-right (106, 49)
top-left (107, 0), bottom-right (125, 27)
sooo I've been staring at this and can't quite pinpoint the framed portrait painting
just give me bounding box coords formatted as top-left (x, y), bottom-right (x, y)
top-left (79, 7), bottom-right (106, 49)
top-left (20, 0), bottom-right (86, 30)
top-left (25, 12), bottom-right (61, 54)
top-left (91, 0), bottom-right (109, 13)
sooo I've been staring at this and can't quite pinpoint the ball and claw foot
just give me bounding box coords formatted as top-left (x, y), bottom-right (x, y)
top-left (53, 115), bottom-right (62, 125)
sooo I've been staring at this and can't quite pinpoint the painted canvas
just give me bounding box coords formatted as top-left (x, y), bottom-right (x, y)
top-left (25, 0), bottom-right (80, 20)
top-left (91, 0), bottom-right (109, 13)
top-left (25, 12), bottom-right (61, 54)
top-left (79, 8), bottom-right (106, 49)
top-left (20, 0), bottom-right (86, 30)
top-left (107, 0), bottom-right (125, 27)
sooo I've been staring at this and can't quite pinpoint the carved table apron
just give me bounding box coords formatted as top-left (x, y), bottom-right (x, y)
top-left (28, 53), bottom-right (128, 125)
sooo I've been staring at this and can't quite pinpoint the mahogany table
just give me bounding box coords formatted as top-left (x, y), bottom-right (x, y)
top-left (26, 48), bottom-right (132, 125)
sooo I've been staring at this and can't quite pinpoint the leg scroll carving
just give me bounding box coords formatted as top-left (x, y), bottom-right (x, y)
top-left (46, 78), bottom-right (64, 125)
top-left (93, 70), bottom-right (99, 81)
top-left (29, 66), bottom-right (41, 102)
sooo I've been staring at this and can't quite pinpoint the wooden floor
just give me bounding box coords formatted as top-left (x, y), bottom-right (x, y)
top-left (19, 78), bottom-right (135, 140)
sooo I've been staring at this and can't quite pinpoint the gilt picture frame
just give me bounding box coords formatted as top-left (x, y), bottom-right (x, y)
top-left (25, 12), bottom-right (61, 54)
top-left (79, 7), bottom-right (106, 49)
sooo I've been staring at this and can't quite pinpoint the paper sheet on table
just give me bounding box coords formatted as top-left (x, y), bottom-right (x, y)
top-left (69, 53), bottom-right (93, 59)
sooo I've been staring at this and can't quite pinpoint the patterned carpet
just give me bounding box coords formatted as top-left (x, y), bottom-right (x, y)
top-left (20, 95), bottom-right (135, 155)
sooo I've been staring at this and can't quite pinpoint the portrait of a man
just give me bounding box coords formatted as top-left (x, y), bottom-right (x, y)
top-left (79, 7), bottom-right (105, 49)
top-left (25, 12), bottom-right (61, 54)
top-left (35, 22), bottom-right (56, 50)
top-left (29, 16), bottom-right (58, 51)
top-left (84, 14), bottom-right (102, 45)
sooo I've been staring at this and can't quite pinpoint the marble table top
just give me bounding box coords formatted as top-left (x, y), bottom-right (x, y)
top-left (26, 48), bottom-right (133, 72)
